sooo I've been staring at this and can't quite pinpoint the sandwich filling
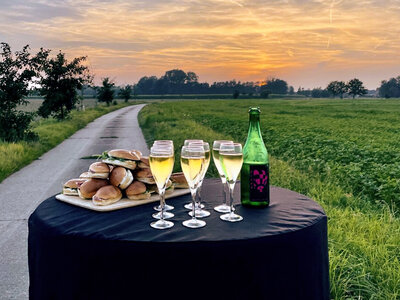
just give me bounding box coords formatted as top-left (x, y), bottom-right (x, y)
top-left (119, 170), bottom-right (133, 189)
top-left (102, 157), bottom-right (136, 169)
top-left (63, 187), bottom-right (78, 195)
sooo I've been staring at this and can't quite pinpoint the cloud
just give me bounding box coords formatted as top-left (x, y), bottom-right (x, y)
top-left (0, 0), bottom-right (399, 88)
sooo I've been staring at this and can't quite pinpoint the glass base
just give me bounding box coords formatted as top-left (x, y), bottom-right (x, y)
top-left (182, 218), bottom-right (206, 228)
top-left (151, 219), bottom-right (174, 229)
top-left (214, 204), bottom-right (234, 213)
top-left (152, 211), bottom-right (174, 219)
top-left (154, 204), bottom-right (174, 211)
top-left (188, 209), bottom-right (210, 218)
top-left (220, 213), bottom-right (243, 222)
top-left (184, 202), bottom-right (204, 210)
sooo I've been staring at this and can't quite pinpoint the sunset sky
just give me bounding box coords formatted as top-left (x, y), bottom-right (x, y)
top-left (1, 0), bottom-right (399, 89)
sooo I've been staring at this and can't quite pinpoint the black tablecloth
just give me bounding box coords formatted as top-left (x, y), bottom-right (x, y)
top-left (28, 179), bottom-right (329, 300)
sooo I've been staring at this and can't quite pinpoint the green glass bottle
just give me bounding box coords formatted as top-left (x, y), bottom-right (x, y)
top-left (240, 107), bottom-right (270, 207)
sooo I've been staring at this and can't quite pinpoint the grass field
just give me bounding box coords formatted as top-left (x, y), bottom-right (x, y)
top-left (138, 98), bottom-right (400, 300)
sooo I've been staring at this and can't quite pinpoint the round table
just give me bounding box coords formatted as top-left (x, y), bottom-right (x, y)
top-left (28, 179), bottom-right (330, 300)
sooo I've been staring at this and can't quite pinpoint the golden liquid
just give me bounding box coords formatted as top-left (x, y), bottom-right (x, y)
top-left (200, 150), bottom-right (211, 179)
top-left (212, 149), bottom-right (225, 178)
top-left (220, 153), bottom-right (243, 182)
top-left (149, 155), bottom-right (174, 189)
top-left (180, 156), bottom-right (204, 188)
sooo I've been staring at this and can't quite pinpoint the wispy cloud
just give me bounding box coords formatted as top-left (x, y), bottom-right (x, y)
top-left (1, 0), bottom-right (399, 88)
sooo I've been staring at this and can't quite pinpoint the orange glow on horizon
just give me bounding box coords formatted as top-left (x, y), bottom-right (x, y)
top-left (1, 0), bottom-right (399, 89)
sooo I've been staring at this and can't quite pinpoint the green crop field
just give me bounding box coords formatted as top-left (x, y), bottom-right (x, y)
top-left (139, 98), bottom-right (400, 300)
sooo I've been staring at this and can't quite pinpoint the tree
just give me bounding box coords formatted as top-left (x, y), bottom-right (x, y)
top-left (97, 78), bottom-right (115, 106)
top-left (346, 78), bottom-right (367, 99)
top-left (186, 71), bottom-right (199, 84)
top-left (288, 86), bottom-right (295, 95)
top-left (136, 76), bottom-right (157, 94)
top-left (118, 85), bottom-right (132, 102)
top-left (164, 69), bottom-right (187, 85)
top-left (327, 81), bottom-right (347, 98)
top-left (233, 90), bottom-right (240, 99)
top-left (163, 69), bottom-right (187, 93)
top-left (378, 77), bottom-right (400, 98)
top-left (262, 78), bottom-right (288, 94)
top-left (0, 43), bottom-right (48, 142)
top-left (38, 51), bottom-right (92, 120)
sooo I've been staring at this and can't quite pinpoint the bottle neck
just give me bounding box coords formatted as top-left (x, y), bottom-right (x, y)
top-left (248, 114), bottom-right (262, 137)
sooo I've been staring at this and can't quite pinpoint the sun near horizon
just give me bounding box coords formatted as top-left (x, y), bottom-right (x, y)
top-left (1, 0), bottom-right (399, 89)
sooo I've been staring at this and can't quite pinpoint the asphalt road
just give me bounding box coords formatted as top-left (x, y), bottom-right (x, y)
top-left (0, 104), bottom-right (148, 299)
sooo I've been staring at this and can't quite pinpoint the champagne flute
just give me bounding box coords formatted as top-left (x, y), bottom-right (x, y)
top-left (219, 143), bottom-right (243, 222)
top-left (181, 146), bottom-right (206, 228)
top-left (153, 140), bottom-right (175, 212)
top-left (183, 139), bottom-right (205, 210)
top-left (187, 141), bottom-right (210, 218)
top-left (212, 140), bottom-right (234, 213)
top-left (149, 145), bottom-right (175, 229)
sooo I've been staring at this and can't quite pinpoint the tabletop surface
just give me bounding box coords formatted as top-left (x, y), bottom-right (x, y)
top-left (30, 179), bottom-right (327, 243)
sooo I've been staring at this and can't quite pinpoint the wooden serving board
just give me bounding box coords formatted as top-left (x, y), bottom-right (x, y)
top-left (55, 188), bottom-right (190, 212)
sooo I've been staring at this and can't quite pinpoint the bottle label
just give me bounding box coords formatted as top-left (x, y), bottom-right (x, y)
top-left (249, 165), bottom-right (269, 202)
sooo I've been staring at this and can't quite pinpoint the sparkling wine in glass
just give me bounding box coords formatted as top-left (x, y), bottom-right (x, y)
top-left (219, 143), bottom-right (243, 222)
top-left (181, 146), bottom-right (206, 228)
top-left (183, 139), bottom-right (205, 210)
top-left (150, 145), bottom-right (175, 229)
top-left (153, 140), bottom-right (175, 212)
top-left (212, 140), bottom-right (233, 213)
top-left (187, 141), bottom-right (210, 218)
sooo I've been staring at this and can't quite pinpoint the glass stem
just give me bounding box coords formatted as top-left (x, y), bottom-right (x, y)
top-left (191, 188), bottom-right (197, 220)
top-left (229, 182), bottom-right (235, 215)
top-left (221, 178), bottom-right (227, 205)
top-left (159, 188), bottom-right (166, 221)
top-left (197, 181), bottom-right (203, 208)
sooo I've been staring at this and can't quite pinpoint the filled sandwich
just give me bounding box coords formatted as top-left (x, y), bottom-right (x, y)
top-left (125, 181), bottom-right (151, 200)
top-left (63, 178), bottom-right (87, 196)
top-left (86, 162), bottom-right (110, 179)
top-left (135, 168), bottom-right (155, 184)
top-left (109, 167), bottom-right (133, 190)
top-left (78, 178), bottom-right (109, 199)
top-left (92, 185), bottom-right (122, 206)
top-left (102, 149), bottom-right (140, 170)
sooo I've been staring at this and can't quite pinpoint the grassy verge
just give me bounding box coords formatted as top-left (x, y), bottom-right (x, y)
top-left (0, 102), bottom-right (138, 182)
top-left (138, 99), bottom-right (400, 299)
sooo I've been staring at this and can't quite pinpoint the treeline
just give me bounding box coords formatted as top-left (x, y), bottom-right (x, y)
top-left (133, 69), bottom-right (259, 95)
top-left (132, 72), bottom-right (374, 99)
top-left (93, 70), bottom-right (378, 100)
